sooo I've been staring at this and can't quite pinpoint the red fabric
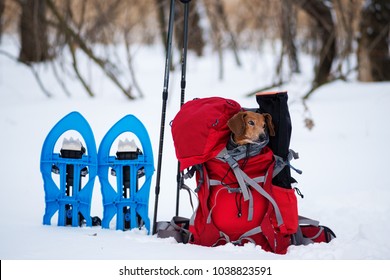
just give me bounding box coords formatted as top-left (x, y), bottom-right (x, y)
top-left (206, 147), bottom-right (274, 239)
top-left (172, 97), bottom-right (299, 254)
top-left (189, 146), bottom-right (298, 254)
top-left (171, 97), bottom-right (241, 171)
top-left (300, 225), bottom-right (335, 243)
top-left (271, 186), bottom-right (298, 234)
top-left (188, 164), bottom-right (221, 247)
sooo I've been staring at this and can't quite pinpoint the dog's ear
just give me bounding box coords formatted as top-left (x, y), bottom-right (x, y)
top-left (227, 112), bottom-right (246, 137)
top-left (263, 113), bottom-right (275, 136)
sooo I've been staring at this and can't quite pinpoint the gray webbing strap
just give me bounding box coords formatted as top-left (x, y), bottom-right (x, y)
top-left (298, 215), bottom-right (320, 226)
top-left (291, 216), bottom-right (321, 245)
top-left (292, 226), bottom-right (323, 246)
top-left (208, 176), bottom-right (265, 221)
top-left (216, 148), bottom-right (253, 220)
top-left (273, 149), bottom-right (302, 178)
top-left (156, 217), bottom-right (191, 244)
top-left (273, 155), bottom-right (286, 178)
top-left (209, 176), bottom-right (265, 187)
top-left (226, 139), bottom-right (264, 161)
top-left (206, 187), bottom-right (225, 224)
top-left (238, 169), bottom-right (284, 227)
top-left (247, 188), bottom-right (254, 221)
top-left (206, 186), bottom-right (255, 222)
top-left (206, 185), bottom-right (254, 222)
top-left (217, 148), bottom-right (250, 201)
top-left (291, 226), bottom-right (313, 246)
top-left (209, 179), bottom-right (222, 186)
top-left (180, 183), bottom-right (195, 211)
top-left (213, 226), bottom-right (263, 246)
top-left (216, 148), bottom-right (283, 225)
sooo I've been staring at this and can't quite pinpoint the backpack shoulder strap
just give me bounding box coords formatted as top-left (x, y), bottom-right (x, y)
top-left (217, 148), bottom-right (251, 201)
top-left (216, 148), bottom-right (285, 228)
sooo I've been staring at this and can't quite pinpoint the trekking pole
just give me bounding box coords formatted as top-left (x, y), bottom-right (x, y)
top-left (175, 0), bottom-right (191, 216)
top-left (152, 0), bottom-right (176, 235)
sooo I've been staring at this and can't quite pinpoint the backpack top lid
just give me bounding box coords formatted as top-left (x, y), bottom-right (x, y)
top-left (171, 97), bottom-right (242, 171)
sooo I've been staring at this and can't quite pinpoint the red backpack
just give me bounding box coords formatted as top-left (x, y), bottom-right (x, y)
top-left (157, 97), bottom-right (335, 254)
top-left (171, 97), bottom-right (242, 170)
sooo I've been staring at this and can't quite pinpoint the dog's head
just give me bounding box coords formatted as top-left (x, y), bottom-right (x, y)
top-left (227, 111), bottom-right (275, 145)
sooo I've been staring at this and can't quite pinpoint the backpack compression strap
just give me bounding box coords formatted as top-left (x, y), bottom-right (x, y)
top-left (273, 149), bottom-right (302, 178)
top-left (212, 226), bottom-right (263, 246)
top-left (291, 216), bottom-right (336, 245)
top-left (216, 148), bottom-right (284, 228)
top-left (217, 148), bottom-right (251, 201)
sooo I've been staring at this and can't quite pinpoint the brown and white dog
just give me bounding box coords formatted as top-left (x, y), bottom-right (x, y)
top-left (227, 111), bottom-right (275, 146)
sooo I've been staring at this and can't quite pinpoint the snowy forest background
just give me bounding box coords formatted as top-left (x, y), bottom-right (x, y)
top-left (0, 0), bottom-right (389, 101)
top-left (1, 0), bottom-right (390, 266)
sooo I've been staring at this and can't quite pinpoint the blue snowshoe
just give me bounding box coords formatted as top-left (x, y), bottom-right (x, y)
top-left (98, 115), bottom-right (154, 233)
top-left (40, 111), bottom-right (98, 227)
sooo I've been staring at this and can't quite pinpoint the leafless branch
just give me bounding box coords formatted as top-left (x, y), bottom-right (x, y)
top-left (0, 49), bottom-right (53, 97)
top-left (45, 0), bottom-right (135, 99)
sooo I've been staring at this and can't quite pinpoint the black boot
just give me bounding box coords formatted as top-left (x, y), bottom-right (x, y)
top-left (256, 91), bottom-right (295, 189)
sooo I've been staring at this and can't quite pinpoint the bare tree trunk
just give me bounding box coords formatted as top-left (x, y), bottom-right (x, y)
top-left (156, 0), bottom-right (168, 48)
top-left (292, 0), bottom-right (336, 93)
top-left (124, 31), bottom-right (145, 99)
top-left (357, 0), bottom-right (390, 81)
top-left (45, 0), bottom-right (135, 99)
top-left (174, 0), bottom-right (204, 56)
top-left (0, 0), bottom-right (4, 43)
top-left (281, 0), bottom-right (300, 73)
top-left (84, 0), bottom-right (122, 44)
top-left (334, 0), bottom-right (359, 75)
top-left (155, 0), bottom-right (175, 70)
top-left (18, 0), bottom-right (50, 63)
top-left (203, 0), bottom-right (224, 80)
top-left (214, 0), bottom-right (241, 66)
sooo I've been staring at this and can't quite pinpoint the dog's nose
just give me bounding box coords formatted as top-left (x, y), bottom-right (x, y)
top-left (259, 133), bottom-right (267, 142)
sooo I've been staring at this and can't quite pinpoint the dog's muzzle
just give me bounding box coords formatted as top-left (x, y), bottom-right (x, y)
top-left (258, 133), bottom-right (268, 144)
top-left (254, 132), bottom-right (269, 147)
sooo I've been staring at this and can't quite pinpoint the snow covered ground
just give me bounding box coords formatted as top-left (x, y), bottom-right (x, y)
top-left (1, 37), bottom-right (390, 278)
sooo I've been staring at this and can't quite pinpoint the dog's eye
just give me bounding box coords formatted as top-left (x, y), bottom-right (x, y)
top-left (248, 120), bottom-right (255, 126)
